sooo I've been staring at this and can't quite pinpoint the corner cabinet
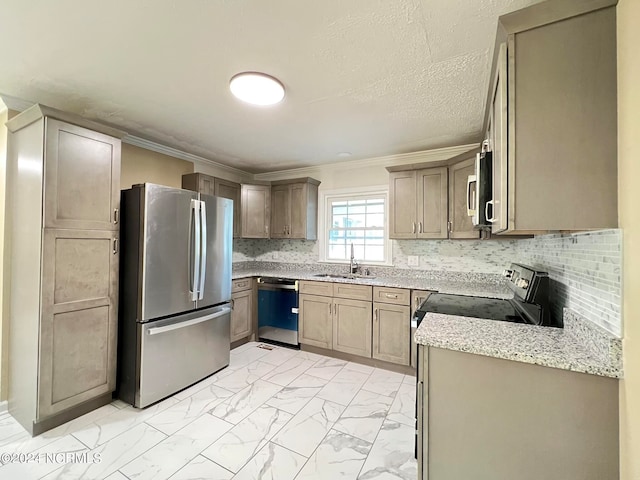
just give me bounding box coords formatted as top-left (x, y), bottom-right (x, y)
top-left (270, 177), bottom-right (320, 240)
top-left (182, 173), bottom-right (241, 238)
top-left (241, 184), bottom-right (271, 238)
top-left (6, 104), bottom-right (124, 435)
top-left (486, 1), bottom-right (617, 234)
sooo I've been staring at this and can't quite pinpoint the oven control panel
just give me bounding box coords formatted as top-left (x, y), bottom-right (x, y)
top-left (504, 263), bottom-right (548, 303)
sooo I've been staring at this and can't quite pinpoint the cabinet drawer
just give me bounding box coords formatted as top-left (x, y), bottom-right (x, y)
top-left (232, 278), bottom-right (253, 293)
top-left (299, 280), bottom-right (333, 297)
top-left (373, 286), bottom-right (410, 306)
top-left (333, 283), bottom-right (373, 301)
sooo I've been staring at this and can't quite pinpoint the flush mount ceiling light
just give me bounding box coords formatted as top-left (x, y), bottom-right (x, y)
top-left (229, 72), bottom-right (285, 106)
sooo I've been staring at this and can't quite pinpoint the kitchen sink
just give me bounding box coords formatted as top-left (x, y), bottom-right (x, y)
top-left (313, 273), bottom-right (376, 280)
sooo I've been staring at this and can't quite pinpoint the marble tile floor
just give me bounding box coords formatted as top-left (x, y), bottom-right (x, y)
top-left (0, 342), bottom-right (417, 480)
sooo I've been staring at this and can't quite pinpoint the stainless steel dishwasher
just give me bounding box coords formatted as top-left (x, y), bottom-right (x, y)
top-left (256, 277), bottom-right (299, 348)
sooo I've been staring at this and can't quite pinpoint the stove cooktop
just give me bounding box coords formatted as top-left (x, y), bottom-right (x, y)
top-left (419, 293), bottom-right (527, 324)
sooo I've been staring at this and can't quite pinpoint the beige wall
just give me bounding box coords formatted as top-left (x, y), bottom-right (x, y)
top-left (618, 0), bottom-right (640, 478)
top-left (253, 144), bottom-right (477, 191)
top-left (120, 143), bottom-right (194, 190)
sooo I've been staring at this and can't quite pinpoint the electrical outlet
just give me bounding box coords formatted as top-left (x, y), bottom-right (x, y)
top-left (272, 251), bottom-right (280, 260)
top-left (407, 255), bottom-right (419, 267)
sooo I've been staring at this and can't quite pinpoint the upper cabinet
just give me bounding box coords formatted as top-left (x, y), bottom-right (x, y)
top-left (44, 118), bottom-right (121, 231)
top-left (241, 184), bottom-right (271, 238)
top-left (389, 167), bottom-right (448, 239)
top-left (389, 152), bottom-right (480, 240)
top-left (270, 177), bottom-right (320, 240)
top-left (486, 0), bottom-right (617, 234)
top-left (182, 173), bottom-right (241, 238)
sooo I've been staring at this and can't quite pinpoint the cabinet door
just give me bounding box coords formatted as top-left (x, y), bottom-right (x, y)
top-left (373, 302), bottom-right (410, 365)
top-left (299, 294), bottom-right (333, 349)
top-left (449, 158), bottom-right (480, 239)
top-left (416, 167), bottom-right (448, 239)
top-left (270, 185), bottom-right (290, 238)
top-left (491, 42), bottom-right (508, 234)
top-left (231, 289), bottom-right (252, 342)
top-left (241, 184), bottom-right (271, 238)
top-left (39, 229), bottom-right (118, 418)
top-left (214, 178), bottom-right (241, 238)
top-left (333, 298), bottom-right (372, 358)
top-left (44, 118), bottom-right (120, 231)
top-left (289, 183), bottom-right (308, 239)
top-left (389, 171), bottom-right (417, 239)
top-left (411, 290), bottom-right (432, 369)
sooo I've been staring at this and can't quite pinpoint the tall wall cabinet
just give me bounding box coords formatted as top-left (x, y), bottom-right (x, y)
top-left (6, 105), bottom-right (124, 435)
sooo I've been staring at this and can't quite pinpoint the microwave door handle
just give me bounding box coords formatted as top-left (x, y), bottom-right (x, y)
top-left (198, 200), bottom-right (207, 300)
top-left (191, 199), bottom-right (201, 302)
top-left (485, 200), bottom-right (498, 223)
top-left (467, 174), bottom-right (477, 217)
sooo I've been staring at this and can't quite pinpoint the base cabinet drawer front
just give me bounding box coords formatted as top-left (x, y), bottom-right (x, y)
top-left (333, 283), bottom-right (373, 301)
top-left (373, 303), bottom-right (410, 365)
top-left (373, 286), bottom-right (410, 306)
top-left (232, 278), bottom-right (252, 293)
top-left (231, 289), bottom-right (253, 342)
top-left (333, 298), bottom-right (372, 358)
top-left (299, 280), bottom-right (333, 297)
top-left (299, 294), bottom-right (333, 349)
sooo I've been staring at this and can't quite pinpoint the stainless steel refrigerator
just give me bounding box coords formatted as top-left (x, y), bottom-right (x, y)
top-left (118, 183), bottom-right (233, 408)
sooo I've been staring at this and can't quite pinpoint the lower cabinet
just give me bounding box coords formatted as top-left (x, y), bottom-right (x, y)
top-left (231, 278), bottom-right (253, 342)
top-left (373, 302), bottom-right (410, 365)
top-left (299, 294), bottom-right (333, 349)
top-left (333, 298), bottom-right (372, 357)
top-left (299, 281), bottom-right (412, 366)
top-left (418, 346), bottom-right (619, 479)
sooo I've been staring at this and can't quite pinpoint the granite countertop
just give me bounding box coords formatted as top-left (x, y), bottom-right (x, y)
top-left (232, 268), bottom-right (512, 299)
top-left (414, 311), bottom-right (623, 379)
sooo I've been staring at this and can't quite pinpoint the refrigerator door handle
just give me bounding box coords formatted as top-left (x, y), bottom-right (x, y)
top-left (198, 200), bottom-right (207, 300)
top-left (146, 307), bottom-right (231, 335)
top-left (190, 199), bottom-right (201, 301)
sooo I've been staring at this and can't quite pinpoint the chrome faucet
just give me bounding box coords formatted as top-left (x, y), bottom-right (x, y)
top-left (349, 243), bottom-right (359, 274)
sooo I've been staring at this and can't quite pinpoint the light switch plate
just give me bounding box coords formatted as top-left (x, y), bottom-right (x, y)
top-left (407, 255), bottom-right (419, 267)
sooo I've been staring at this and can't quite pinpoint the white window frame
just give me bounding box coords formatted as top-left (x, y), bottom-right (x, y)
top-left (318, 185), bottom-right (392, 266)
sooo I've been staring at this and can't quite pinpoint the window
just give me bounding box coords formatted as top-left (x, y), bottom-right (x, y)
top-left (319, 187), bottom-right (391, 265)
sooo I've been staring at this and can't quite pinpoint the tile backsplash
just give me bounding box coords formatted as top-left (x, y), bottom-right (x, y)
top-left (233, 229), bottom-right (623, 337)
top-left (517, 229), bottom-right (622, 337)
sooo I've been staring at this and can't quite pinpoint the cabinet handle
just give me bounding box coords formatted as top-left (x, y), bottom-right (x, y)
top-left (385, 293), bottom-right (398, 299)
top-left (418, 222), bottom-right (423, 234)
top-left (113, 238), bottom-right (119, 254)
top-left (374, 308), bottom-right (378, 321)
top-left (412, 222), bottom-right (416, 234)
top-left (447, 221), bottom-right (452, 232)
top-left (113, 208), bottom-right (119, 225)
top-left (236, 281), bottom-right (248, 288)
top-left (329, 303), bottom-right (332, 315)
top-left (231, 298), bottom-right (235, 310)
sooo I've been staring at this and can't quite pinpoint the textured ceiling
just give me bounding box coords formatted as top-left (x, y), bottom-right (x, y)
top-left (0, 0), bottom-right (540, 173)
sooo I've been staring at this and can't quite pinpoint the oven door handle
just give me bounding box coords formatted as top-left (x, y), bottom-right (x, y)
top-left (467, 174), bottom-right (477, 217)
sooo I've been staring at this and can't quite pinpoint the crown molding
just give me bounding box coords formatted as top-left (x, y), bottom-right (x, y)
top-left (253, 143), bottom-right (480, 181)
top-left (122, 135), bottom-right (252, 179)
top-left (0, 93), bottom-right (35, 112)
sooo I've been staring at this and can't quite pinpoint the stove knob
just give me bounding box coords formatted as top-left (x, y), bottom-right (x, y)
top-left (516, 278), bottom-right (530, 289)
top-left (503, 269), bottom-right (514, 279)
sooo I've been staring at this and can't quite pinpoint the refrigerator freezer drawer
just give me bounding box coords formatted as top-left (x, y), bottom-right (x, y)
top-left (137, 304), bottom-right (230, 408)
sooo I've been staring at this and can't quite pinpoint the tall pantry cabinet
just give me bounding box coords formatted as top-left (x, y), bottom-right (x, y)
top-left (6, 105), bottom-right (123, 435)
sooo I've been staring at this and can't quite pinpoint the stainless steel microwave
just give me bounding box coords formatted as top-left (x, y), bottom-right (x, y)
top-left (467, 143), bottom-right (492, 228)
